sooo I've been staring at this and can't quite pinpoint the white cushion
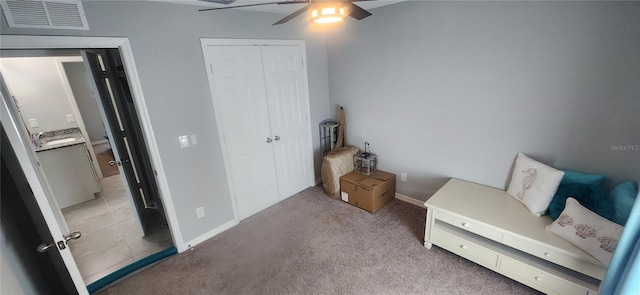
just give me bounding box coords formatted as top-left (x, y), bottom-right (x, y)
top-left (506, 152), bottom-right (564, 216)
top-left (546, 197), bottom-right (623, 266)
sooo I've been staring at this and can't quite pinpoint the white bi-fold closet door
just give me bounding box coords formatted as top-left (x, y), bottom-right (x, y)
top-left (202, 39), bottom-right (314, 221)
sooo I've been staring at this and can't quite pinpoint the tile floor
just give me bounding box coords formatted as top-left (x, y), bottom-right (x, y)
top-left (61, 175), bottom-right (173, 285)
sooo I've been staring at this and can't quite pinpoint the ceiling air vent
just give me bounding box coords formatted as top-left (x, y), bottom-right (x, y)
top-left (1, 0), bottom-right (89, 30)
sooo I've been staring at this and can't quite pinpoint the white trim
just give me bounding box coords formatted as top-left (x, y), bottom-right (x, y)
top-left (0, 36), bottom-right (184, 251)
top-left (183, 219), bottom-right (239, 249)
top-left (200, 38), bottom-right (306, 47)
top-left (199, 39), bottom-right (241, 225)
top-left (395, 192), bottom-right (426, 208)
top-left (91, 139), bottom-right (109, 146)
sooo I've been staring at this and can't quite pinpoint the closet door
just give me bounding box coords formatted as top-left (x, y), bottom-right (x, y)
top-left (205, 45), bottom-right (280, 220)
top-left (261, 46), bottom-right (313, 200)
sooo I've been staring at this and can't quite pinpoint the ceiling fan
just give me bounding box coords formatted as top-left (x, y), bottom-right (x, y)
top-left (198, 0), bottom-right (373, 26)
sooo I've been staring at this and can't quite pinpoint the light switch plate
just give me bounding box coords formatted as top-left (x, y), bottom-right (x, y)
top-left (179, 135), bottom-right (190, 148)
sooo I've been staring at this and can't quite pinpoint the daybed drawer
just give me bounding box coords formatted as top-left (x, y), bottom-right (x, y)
top-left (500, 256), bottom-right (588, 295)
top-left (432, 227), bottom-right (499, 268)
top-left (435, 210), bottom-right (502, 242)
top-left (502, 234), bottom-right (605, 280)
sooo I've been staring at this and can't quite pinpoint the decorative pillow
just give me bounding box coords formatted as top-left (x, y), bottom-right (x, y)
top-left (506, 152), bottom-right (565, 216)
top-left (546, 198), bottom-right (623, 266)
top-left (560, 170), bottom-right (606, 186)
top-left (548, 183), bottom-right (614, 221)
top-left (609, 181), bottom-right (639, 226)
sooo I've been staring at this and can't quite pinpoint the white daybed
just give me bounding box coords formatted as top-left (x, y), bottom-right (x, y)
top-left (424, 178), bottom-right (606, 295)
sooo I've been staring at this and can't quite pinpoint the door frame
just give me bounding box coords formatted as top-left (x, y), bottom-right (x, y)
top-left (200, 38), bottom-right (316, 222)
top-left (0, 36), bottom-right (183, 250)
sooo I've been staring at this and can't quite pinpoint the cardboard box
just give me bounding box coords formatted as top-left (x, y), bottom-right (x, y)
top-left (339, 170), bottom-right (396, 213)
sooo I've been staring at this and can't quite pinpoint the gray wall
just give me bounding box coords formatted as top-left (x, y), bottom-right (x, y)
top-left (327, 1), bottom-right (640, 200)
top-left (1, 57), bottom-right (81, 134)
top-left (63, 62), bottom-right (106, 143)
top-left (1, 1), bottom-right (331, 244)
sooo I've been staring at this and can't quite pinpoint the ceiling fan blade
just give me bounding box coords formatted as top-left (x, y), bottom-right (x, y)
top-left (273, 5), bottom-right (310, 25)
top-left (199, 2), bottom-right (290, 12)
top-left (276, 0), bottom-right (309, 5)
top-left (348, 3), bottom-right (372, 20)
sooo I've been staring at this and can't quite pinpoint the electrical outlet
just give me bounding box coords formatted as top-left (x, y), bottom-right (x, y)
top-left (29, 119), bottom-right (39, 128)
top-left (66, 114), bottom-right (75, 123)
top-left (190, 134), bottom-right (198, 145)
top-left (400, 172), bottom-right (407, 182)
top-left (196, 207), bottom-right (205, 219)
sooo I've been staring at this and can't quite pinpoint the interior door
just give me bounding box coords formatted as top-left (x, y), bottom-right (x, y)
top-left (2, 128), bottom-right (77, 295)
top-left (261, 46), bottom-right (313, 199)
top-left (81, 50), bottom-right (167, 234)
top-left (1, 83), bottom-right (86, 294)
top-left (205, 45), bottom-right (280, 220)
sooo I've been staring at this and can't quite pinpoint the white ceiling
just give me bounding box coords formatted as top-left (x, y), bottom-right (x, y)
top-left (151, 0), bottom-right (407, 15)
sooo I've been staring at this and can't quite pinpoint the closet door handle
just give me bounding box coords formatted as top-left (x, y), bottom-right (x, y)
top-left (274, 135), bottom-right (280, 141)
top-left (266, 138), bottom-right (273, 143)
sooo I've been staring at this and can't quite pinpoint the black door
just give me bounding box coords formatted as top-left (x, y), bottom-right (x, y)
top-left (82, 50), bottom-right (166, 234)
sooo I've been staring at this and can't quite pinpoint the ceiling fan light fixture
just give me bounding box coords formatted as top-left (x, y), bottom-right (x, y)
top-left (309, 3), bottom-right (349, 24)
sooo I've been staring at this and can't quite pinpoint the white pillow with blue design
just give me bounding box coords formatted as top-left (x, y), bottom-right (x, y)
top-left (546, 197), bottom-right (623, 266)
top-left (506, 152), bottom-right (565, 217)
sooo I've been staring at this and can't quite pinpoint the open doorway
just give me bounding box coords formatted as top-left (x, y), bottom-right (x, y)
top-left (0, 50), bottom-right (173, 286)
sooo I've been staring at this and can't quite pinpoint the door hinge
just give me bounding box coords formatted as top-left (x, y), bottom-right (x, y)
top-left (116, 65), bottom-right (126, 77)
top-left (102, 71), bottom-right (108, 79)
top-left (121, 130), bottom-right (126, 137)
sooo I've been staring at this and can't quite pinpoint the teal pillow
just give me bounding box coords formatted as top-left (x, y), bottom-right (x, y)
top-left (549, 183), bottom-right (614, 221)
top-left (561, 170), bottom-right (606, 186)
top-left (609, 181), bottom-right (638, 226)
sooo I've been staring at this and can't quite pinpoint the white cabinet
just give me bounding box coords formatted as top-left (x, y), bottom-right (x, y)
top-left (424, 179), bottom-right (604, 295)
top-left (36, 143), bottom-right (100, 208)
top-left (202, 40), bottom-right (314, 221)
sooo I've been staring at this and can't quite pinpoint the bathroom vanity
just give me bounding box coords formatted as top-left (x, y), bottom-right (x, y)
top-left (36, 132), bottom-right (101, 209)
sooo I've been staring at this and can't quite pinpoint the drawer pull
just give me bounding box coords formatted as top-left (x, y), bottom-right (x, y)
top-left (460, 245), bottom-right (467, 250)
top-left (535, 276), bottom-right (542, 282)
top-left (544, 252), bottom-right (551, 258)
top-left (461, 222), bottom-right (469, 227)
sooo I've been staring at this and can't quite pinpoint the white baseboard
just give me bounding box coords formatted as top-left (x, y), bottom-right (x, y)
top-left (91, 139), bottom-right (108, 145)
top-left (395, 193), bottom-right (426, 208)
top-left (179, 218), bottom-right (238, 252)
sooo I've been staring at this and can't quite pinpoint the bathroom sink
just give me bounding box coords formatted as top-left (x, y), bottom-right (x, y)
top-left (44, 137), bottom-right (76, 146)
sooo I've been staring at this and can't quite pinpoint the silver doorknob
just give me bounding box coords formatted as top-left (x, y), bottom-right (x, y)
top-left (266, 138), bottom-right (273, 143)
top-left (63, 230), bottom-right (82, 244)
top-left (36, 242), bottom-right (56, 253)
top-left (274, 135), bottom-right (280, 141)
top-left (109, 159), bottom-right (129, 166)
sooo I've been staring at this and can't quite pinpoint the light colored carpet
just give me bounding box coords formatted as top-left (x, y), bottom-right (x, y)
top-left (97, 185), bottom-right (541, 294)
